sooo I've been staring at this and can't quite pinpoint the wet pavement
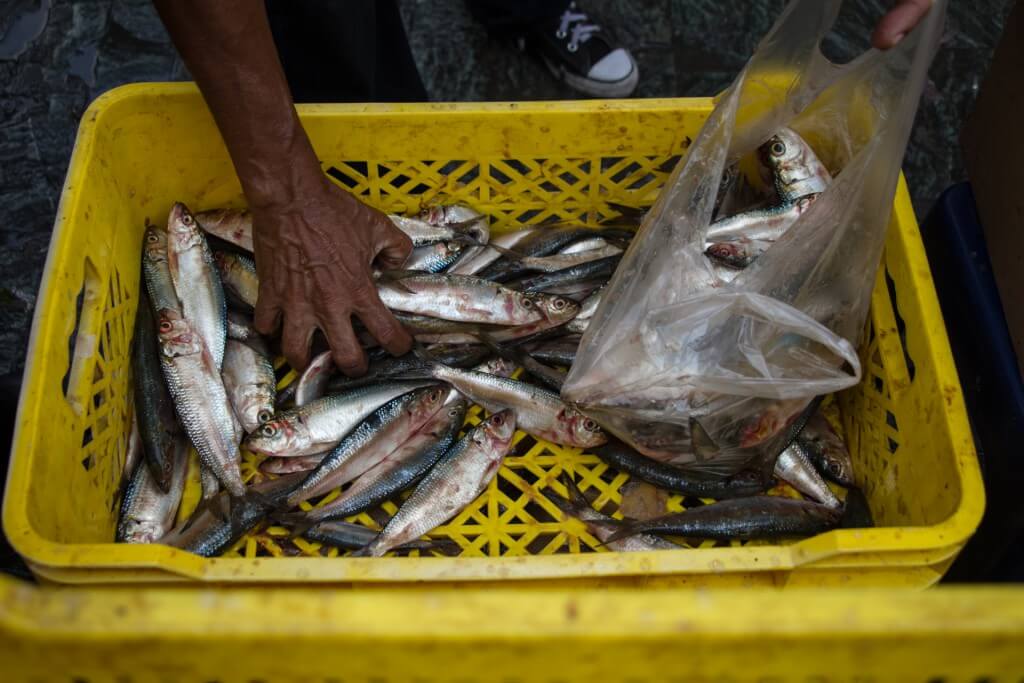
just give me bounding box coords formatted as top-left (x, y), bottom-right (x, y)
top-left (0, 0), bottom-right (1014, 378)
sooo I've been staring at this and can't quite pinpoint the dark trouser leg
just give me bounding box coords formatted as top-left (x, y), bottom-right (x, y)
top-left (465, 0), bottom-right (571, 37)
top-left (266, 0), bottom-right (427, 103)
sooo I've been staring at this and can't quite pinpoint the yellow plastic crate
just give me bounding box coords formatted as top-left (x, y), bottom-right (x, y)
top-left (1, 83), bottom-right (983, 585)
top-left (2, 575), bottom-right (1024, 681)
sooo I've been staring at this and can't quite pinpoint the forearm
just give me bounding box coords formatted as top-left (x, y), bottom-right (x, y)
top-left (153, 0), bottom-right (323, 210)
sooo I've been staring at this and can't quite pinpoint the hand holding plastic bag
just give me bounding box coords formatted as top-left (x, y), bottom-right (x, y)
top-left (563, 0), bottom-right (946, 473)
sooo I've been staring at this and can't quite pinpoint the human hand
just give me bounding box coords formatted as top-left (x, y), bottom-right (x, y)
top-left (251, 176), bottom-right (413, 374)
top-left (872, 0), bottom-right (933, 49)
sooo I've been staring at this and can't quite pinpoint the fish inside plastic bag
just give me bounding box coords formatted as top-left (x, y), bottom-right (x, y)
top-left (562, 0), bottom-right (946, 475)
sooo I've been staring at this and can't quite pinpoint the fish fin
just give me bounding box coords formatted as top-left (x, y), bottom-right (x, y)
top-left (606, 201), bottom-right (647, 220)
top-left (540, 486), bottom-right (575, 518)
top-left (410, 341), bottom-right (442, 364)
top-left (368, 342), bottom-right (440, 380)
top-left (226, 489), bottom-right (270, 536)
top-left (349, 544), bottom-right (374, 558)
top-left (247, 490), bottom-right (276, 509)
top-left (180, 493), bottom-right (229, 532)
top-left (561, 473), bottom-right (600, 513)
top-left (475, 332), bottom-right (522, 361)
top-left (274, 512), bottom-right (315, 539)
top-left (674, 453), bottom-right (759, 478)
top-left (448, 234), bottom-right (491, 249)
top-left (481, 242), bottom-right (526, 259)
top-left (444, 217), bottom-right (484, 232)
top-left (401, 537), bottom-right (462, 556)
top-left (376, 270), bottom-right (421, 293)
top-left (600, 520), bottom-right (648, 545)
top-left (204, 232), bottom-right (252, 257)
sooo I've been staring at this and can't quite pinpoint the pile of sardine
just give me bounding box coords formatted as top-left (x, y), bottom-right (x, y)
top-left (118, 128), bottom-right (867, 558)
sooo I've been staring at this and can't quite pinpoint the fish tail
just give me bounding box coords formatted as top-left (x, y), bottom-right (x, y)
top-left (273, 512), bottom-right (315, 540)
top-left (179, 493), bottom-right (230, 532)
top-left (349, 544), bottom-right (375, 558)
top-left (601, 521), bottom-right (647, 545)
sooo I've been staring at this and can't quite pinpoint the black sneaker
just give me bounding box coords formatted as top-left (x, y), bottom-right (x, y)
top-left (520, 2), bottom-right (639, 98)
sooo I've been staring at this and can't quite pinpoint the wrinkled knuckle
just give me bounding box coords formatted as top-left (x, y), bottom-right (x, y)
top-left (372, 320), bottom-right (400, 346)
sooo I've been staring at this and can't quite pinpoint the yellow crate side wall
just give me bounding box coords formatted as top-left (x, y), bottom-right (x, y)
top-left (3, 580), bottom-right (1024, 681)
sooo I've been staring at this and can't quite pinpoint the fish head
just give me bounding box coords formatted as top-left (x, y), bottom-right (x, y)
top-left (473, 357), bottom-right (517, 378)
top-left (143, 224), bottom-right (169, 264)
top-left (525, 293), bottom-right (580, 323)
top-left (442, 241), bottom-right (465, 258)
top-left (563, 407), bottom-right (608, 448)
top-left (439, 204), bottom-right (482, 225)
top-left (759, 128), bottom-right (830, 201)
top-left (119, 516), bottom-right (165, 544)
top-left (409, 384), bottom-right (450, 420)
top-left (476, 408), bottom-right (516, 449)
top-left (705, 242), bottom-right (751, 269)
top-left (234, 388), bottom-right (275, 434)
top-left (211, 250), bottom-right (236, 274)
top-left (440, 396), bottom-right (469, 423)
top-left (507, 291), bottom-right (546, 324)
top-left (420, 205), bottom-right (447, 226)
top-left (819, 449), bottom-right (854, 487)
top-left (761, 128), bottom-right (803, 168)
top-left (156, 308), bottom-right (203, 358)
top-left (244, 414), bottom-right (311, 456)
top-left (166, 202), bottom-right (203, 250)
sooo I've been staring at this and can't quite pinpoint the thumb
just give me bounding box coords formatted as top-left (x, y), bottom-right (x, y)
top-left (374, 220), bottom-right (414, 270)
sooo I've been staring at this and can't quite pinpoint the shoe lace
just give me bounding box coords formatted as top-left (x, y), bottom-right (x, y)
top-left (557, 3), bottom-right (600, 53)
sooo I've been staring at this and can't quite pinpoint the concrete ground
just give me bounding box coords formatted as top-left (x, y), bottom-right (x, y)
top-left (0, 0), bottom-right (1014, 378)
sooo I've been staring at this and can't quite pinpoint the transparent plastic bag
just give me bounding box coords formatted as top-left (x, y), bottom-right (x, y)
top-left (563, 0), bottom-right (946, 472)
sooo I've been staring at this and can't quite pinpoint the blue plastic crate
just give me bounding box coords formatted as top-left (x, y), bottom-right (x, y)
top-left (923, 182), bottom-right (1024, 581)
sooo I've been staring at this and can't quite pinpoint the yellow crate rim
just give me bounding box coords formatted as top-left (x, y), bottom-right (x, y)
top-left (1, 85), bottom-right (985, 583)
top-left (1, 575), bottom-right (1024, 680)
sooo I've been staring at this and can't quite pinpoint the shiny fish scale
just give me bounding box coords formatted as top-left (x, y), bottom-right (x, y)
top-left (363, 412), bottom-right (513, 556)
top-left (245, 382), bottom-right (427, 457)
top-left (117, 437), bottom-right (188, 543)
top-left (215, 250), bottom-right (259, 308)
top-left (378, 273), bottom-right (540, 325)
top-left (132, 289), bottom-right (178, 491)
top-left (167, 204), bottom-right (228, 368)
top-left (159, 319), bottom-right (244, 496)
top-left (545, 488), bottom-right (677, 552)
top-left (287, 390), bottom-right (430, 506)
top-left (431, 365), bottom-right (585, 445)
top-left (404, 242), bottom-right (465, 273)
top-left (142, 225), bottom-right (179, 314)
top-left (306, 399), bottom-right (467, 522)
top-left (297, 383), bottom-right (424, 448)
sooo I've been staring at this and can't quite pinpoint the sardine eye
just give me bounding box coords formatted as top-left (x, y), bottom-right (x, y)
top-left (521, 298), bottom-right (534, 308)
top-left (552, 298), bottom-right (567, 310)
top-left (449, 407), bottom-right (462, 417)
top-left (491, 414), bottom-right (504, 426)
top-left (770, 141), bottom-right (786, 157)
top-left (260, 424), bottom-right (277, 438)
top-left (257, 410), bottom-right (274, 424)
top-left (181, 212), bottom-right (194, 226)
top-left (583, 418), bottom-right (598, 431)
top-left (146, 232), bottom-right (159, 243)
top-left (158, 320), bottom-right (172, 333)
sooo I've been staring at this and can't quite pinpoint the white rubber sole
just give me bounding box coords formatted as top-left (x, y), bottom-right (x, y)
top-left (542, 53), bottom-right (640, 98)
